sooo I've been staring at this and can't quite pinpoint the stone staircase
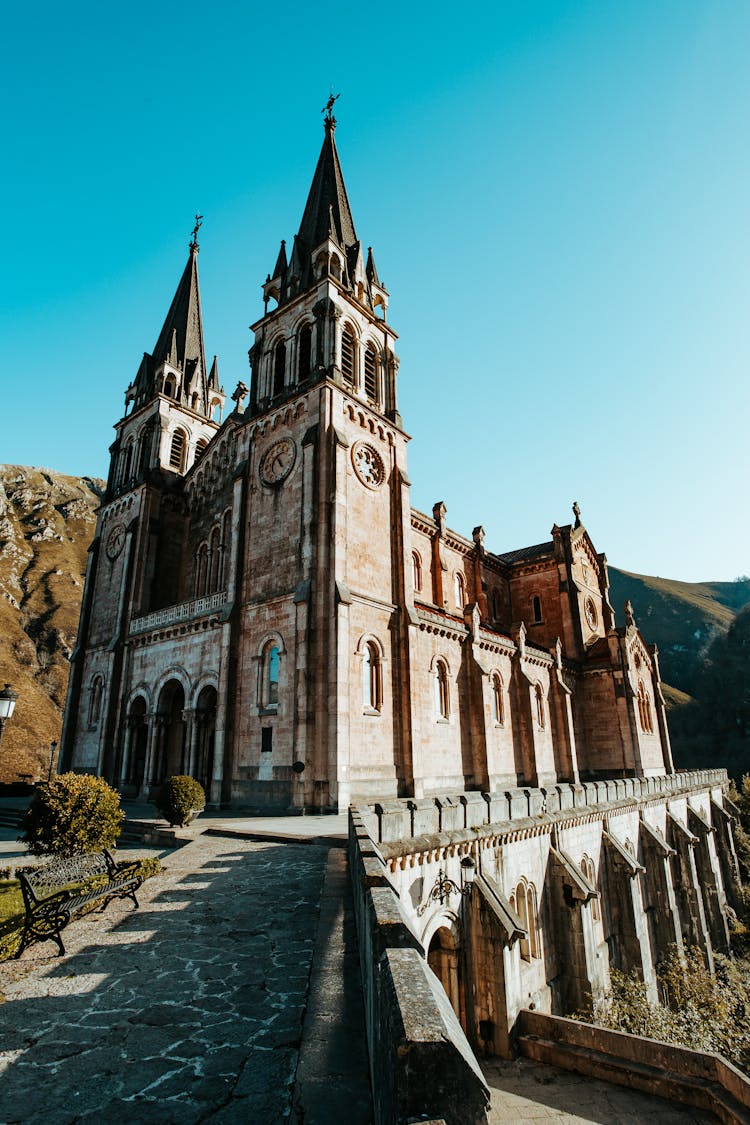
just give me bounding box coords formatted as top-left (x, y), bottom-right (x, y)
top-left (0, 808), bottom-right (24, 830)
top-left (516, 1010), bottom-right (750, 1125)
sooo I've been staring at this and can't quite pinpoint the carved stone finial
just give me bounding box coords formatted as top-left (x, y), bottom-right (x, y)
top-left (572, 500), bottom-right (582, 528)
top-left (231, 381), bottom-right (249, 411)
top-left (624, 599), bottom-right (636, 627)
top-left (190, 213), bottom-right (204, 252)
top-left (472, 525), bottom-right (485, 550)
top-left (433, 501), bottom-right (447, 536)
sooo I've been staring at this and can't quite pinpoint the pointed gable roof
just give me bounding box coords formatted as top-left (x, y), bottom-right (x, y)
top-left (152, 244), bottom-right (207, 379)
top-left (297, 118), bottom-right (357, 252)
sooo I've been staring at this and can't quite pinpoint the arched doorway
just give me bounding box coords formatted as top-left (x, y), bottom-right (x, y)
top-left (154, 680), bottom-right (186, 784)
top-left (427, 923), bottom-right (466, 1030)
top-left (194, 685), bottom-right (217, 796)
top-left (125, 697), bottom-right (148, 793)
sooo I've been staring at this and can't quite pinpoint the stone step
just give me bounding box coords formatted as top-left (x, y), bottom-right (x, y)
top-left (517, 1034), bottom-right (747, 1124)
top-left (0, 809), bottom-right (23, 828)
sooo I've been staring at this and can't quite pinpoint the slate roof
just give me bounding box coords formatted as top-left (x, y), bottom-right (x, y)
top-left (495, 540), bottom-right (553, 566)
top-left (297, 119), bottom-right (357, 252)
top-left (152, 245), bottom-right (207, 379)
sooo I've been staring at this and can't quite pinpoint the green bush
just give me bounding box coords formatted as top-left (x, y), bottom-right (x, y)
top-left (581, 946), bottom-right (750, 1074)
top-left (155, 775), bottom-right (206, 827)
top-left (19, 773), bottom-right (124, 857)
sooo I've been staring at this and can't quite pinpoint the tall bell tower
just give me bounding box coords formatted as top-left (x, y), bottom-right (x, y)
top-left (232, 102), bottom-right (414, 809)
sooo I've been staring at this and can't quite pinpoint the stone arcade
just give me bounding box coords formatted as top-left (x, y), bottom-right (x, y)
top-left (61, 109), bottom-right (677, 816)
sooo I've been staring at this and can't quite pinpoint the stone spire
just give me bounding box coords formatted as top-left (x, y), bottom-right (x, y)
top-left (297, 109), bottom-right (357, 252)
top-left (129, 227), bottom-right (211, 418)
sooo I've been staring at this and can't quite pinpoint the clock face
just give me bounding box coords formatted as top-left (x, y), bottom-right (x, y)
top-left (260, 438), bottom-right (296, 485)
top-left (352, 441), bottom-right (385, 489)
top-left (105, 523), bottom-right (126, 561)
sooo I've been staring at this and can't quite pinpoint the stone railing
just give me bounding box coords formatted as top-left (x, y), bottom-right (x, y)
top-left (348, 809), bottom-right (490, 1125)
top-left (129, 590), bottom-right (228, 635)
top-left (357, 768), bottom-right (729, 844)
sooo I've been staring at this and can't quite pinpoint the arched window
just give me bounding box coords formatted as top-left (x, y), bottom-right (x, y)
top-left (209, 526), bottom-right (221, 592)
top-left (273, 340), bottom-right (286, 396)
top-left (341, 326), bottom-right (356, 386)
top-left (412, 551), bottom-right (422, 593)
top-left (434, 660), bottom-right (450, 720)
top-left (195, 438), bottom-right (208, 463)
top-left (581, 856), bottom-right (600, 921)
top-left (164, 377), bottom-right (175, 398)
top-left (532, 595), bottom-right (543, 623)
top-left (195, 543), bottom-right (208, 597)
top-left (88, 675), bottom-right (104, 726)
top-left (265, 648), bottom-right (279, 706)
top-left (535, 683), bottom-right (546, 730)
top-left (364, 343), bottom-right (379, 402)
top-left (169, 429), bottom-right (186, 471)
top-left (515, 880), bottom-right (530, 961)
top-left (121, 440), bottom-right (133, 485)
top-left (297, 323), bottom-right (312, 381)
top-left (491, 673), bottom-right (504, 725)
top-left (362, 641), bottom-right (382, 712)
top-left (454, 571), bottom-right (466, 611)
top-left (492, 589), bottom-right (501, 621)
top-left (138, 428), bottom-right (151, 474)
top-left (637, 680), bottom-right (653, 733)
top-left (514, 879), bottom-right (540, 961)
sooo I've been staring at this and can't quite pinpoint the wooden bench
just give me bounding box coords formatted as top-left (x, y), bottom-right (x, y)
top-left (16, 849), bottom-right (143, 958)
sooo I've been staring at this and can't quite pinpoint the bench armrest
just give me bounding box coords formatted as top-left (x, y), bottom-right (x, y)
top-left (103, 849), bottom-right (142, 878)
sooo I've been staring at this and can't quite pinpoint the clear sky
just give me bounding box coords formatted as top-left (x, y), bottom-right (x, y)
top-left (2, 1), bottom-right (748, 583)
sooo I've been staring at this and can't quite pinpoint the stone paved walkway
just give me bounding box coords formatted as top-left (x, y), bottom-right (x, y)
top-left (0, 834), bottom-right (360, 1123)
top-left (484, 1056), bottom-right (717, 1123)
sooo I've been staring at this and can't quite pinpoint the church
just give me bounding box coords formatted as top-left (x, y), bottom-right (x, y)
top-left (60, 108), bottom-right (674, 810)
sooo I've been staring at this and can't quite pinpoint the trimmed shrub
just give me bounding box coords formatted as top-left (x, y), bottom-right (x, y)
top-left (155, 775), bottom-right (206, 827)
top-left (19, 773), bottom-right (124, 857)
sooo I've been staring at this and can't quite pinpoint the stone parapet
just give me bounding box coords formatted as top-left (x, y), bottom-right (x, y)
top-left (129, 590), bottom-right (229, 634)
top-left (364, 769), bottom-right (727, 846)
top-left (348, 810), bottom-right (490, 1125)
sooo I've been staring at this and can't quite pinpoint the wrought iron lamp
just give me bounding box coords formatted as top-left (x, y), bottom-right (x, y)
top-left (417, 855), bottom-right (476, 915)
top-left (0, 683), bottom-right (19, 751)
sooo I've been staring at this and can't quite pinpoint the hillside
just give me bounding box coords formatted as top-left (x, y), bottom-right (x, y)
top-left (608, 568), bottom-right (750, 698)
top-left (0, 465), bottom-right (103, 783)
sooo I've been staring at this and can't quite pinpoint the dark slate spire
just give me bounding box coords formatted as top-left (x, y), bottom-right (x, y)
top-left (272, 239), bottom-right (288, 279)
top-left (365, 246), bottom-right (380, 286)
top-left (297, 115), bottom-right (357, 252)
top-left (151, 242), bottom-right (207, 380)
top-left (208, 355), bottom-right (220, 390)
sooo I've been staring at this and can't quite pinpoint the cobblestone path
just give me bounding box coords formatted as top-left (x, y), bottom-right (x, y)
top-left (0, 837), bottom-right (331, 1123)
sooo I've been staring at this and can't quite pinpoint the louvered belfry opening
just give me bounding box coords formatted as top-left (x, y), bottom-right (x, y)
top-left (341, 327), bottom-right (355, 385)
top-left (364, 344), bottom-right (378, 402)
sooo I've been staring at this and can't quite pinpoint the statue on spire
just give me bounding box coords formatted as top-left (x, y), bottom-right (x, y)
top-left (322, 91), bottom-right (340, 130)
top-left (572, 500), bottom-right (582, 528)
top-left (190, 213), bottom-right (204, 252)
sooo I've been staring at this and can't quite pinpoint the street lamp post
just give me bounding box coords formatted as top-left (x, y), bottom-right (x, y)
top-left (48, 740), bottom-right (58, 781)
top-left (0, 683), bottom-right (19, 752)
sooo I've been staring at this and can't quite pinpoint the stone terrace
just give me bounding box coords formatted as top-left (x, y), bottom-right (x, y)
top-left (0, 833), bottom-right (371, 1123)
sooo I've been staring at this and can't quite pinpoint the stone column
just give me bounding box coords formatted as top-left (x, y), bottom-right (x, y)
top-left (181, 709), bottom-right (195, 776)
top-left (119, 719), bottom-right (135, 789)
top-left (187, 711), bottom-right (201, 777)
top-left (140, 715), bottom-right (159, 798)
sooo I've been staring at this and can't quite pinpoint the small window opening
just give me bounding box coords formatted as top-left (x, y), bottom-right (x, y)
top-left (412, 551), bottom-right (422, 593)
top-left (341, 328), bottom-right (356, 386)
top-left (169, 430), bottom-right (186, 471)
top-left (364, 344), bottom-right (378, 402)
top-left (532, 595), bottom-right (542, 623)
top-left (297, 324), bottom-right (312, 381)
top-left (434, 661), bottom-right (450, 720)
top-left (273, 341), bottom-right (286, 396)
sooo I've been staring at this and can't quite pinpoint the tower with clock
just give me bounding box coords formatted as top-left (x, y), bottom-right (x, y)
top-left (61, 109), bottom-right (674, 810)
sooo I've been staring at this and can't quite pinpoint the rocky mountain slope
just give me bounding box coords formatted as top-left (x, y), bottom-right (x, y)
top-left (608, 568), bottom-right (750, 700)
top-left (0, 465), bottom-right (103, 783)
top-left (0, 464), bottom-right (747, 781)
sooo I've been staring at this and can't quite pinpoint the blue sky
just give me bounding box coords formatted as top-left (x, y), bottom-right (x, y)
top-left (2, 2), bottom-right (748, 582)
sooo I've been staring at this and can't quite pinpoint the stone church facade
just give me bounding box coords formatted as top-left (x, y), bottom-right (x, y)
top-left (61, 110), bottom-right (675, 812)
